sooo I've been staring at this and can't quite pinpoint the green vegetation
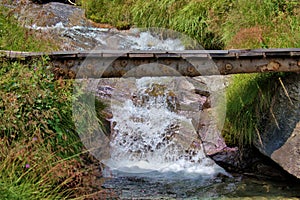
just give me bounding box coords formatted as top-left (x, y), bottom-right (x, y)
top-left (0, 58), bottom-right (80, 199)
top-left (222, 73), bottom-right (287, 147)
top-left (81, 0), bottom-right (300, 49)
top-left (219, 0), bottom-right (299, 146)
top-left (0, 6), bottom-right (106, 199)
top-left (222, 0), bottom-right (300, 48)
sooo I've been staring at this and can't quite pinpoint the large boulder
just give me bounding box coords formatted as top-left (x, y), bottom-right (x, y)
top-left (254, 73), bottom-right (300, 178)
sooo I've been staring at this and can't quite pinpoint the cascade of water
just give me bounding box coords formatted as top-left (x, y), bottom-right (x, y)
top-left (103, 77), bottom-right (227, 177)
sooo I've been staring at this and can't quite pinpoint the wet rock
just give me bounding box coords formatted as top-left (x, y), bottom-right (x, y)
top-left (92, 76), bottom-right (228, 157)
top-left (210, 147), bottom-right (293, 180)
top-left (198, 108), bottom-right (227, 155)
top-left (31, 0), bottom-right (73, 4)
top-left (8, 2), bottom-right (116, 50)
top-left (209, 147), bottom-right (241, 172)
top-left (255, 73), bottom-right (300, 179)
top-left (16, 2), bottom-right (87, 27)
top-left (271, 121), bottom-right (300, 178)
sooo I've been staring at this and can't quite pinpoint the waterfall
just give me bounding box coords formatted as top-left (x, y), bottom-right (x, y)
top-left (102, 77), bottom-right (227, 177)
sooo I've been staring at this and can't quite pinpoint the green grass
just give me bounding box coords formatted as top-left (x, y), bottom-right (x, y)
top-left (0, 5), bottom-right (107, 199)
top-left (82, 0), bottom-right (228, 49)
top-left (0, 58), bottom-right (82, 199)
top-left (82, 0), bottom-right (300, 49)
top-left (0, 58), bottom-right (81, 157)
top-left (223, 73), bottom-right (279, 146)
top-left (222, 0), bottom-right (300, 48)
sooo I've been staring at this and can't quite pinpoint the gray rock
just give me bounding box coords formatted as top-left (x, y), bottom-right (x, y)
top-left (255, 73), bottom-right (300, 178)
top-left (16, 2), bottom-right (87, 27)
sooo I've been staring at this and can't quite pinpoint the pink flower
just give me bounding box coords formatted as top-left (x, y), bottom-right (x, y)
top-left (33, 137), bottom-right (37, 141)
top-left (25, 164), bottom-right (30, 168)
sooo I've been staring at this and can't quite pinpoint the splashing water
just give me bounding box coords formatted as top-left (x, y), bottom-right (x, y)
top-left (28, 22), bottom-right (186, 51)
top-left (103, 77), bottom-right (227, 177)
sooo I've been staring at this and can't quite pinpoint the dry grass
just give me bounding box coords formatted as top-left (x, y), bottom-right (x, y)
top-left (226, 26), bottom-right (268, 49)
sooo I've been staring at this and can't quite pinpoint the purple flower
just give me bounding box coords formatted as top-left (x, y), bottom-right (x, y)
top-left (34, 67), bottom-right (37, 71)
top-left (33, 137), bottom-right (37, 141)
top-left (25, 164), bottom-right (30, 168)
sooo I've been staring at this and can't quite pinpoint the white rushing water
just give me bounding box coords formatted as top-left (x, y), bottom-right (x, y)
top-left (28, 22), bottom-right (186, 50)
top-left (103, 77), bottom-right (227, 177)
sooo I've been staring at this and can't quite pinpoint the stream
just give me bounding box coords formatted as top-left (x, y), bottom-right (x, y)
top-left (10, 2), bottom-right (300, 199)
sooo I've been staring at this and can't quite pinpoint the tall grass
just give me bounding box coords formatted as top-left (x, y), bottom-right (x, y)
top-left (82, 0), bottom-right (228, 49)
top-left (223, 73), bottom-right (282, 147)
top-left (0, 5), bottom-right (108, 199)
top-left (82, 0), bottom-right (300, 49)
top-left (0, 58), bottom-right (84, 199)
top-left (83, 0), bottom-right (133, 29)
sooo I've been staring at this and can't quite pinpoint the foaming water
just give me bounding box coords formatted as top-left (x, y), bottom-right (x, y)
top-left (27, 23), bottom-right (186, 51)
top-left (103, 77), bottom-right (227, 177)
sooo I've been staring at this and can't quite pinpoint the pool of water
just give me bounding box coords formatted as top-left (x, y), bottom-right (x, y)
top-left (102, 169), bottom-right (300, 199)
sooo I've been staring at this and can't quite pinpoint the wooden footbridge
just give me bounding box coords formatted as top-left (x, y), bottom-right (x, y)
top-left (1, 48), bottom-right (300, 77)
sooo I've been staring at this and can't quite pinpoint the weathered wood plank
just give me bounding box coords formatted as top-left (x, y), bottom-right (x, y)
top-left (1, 49), bottom-right (300, 77)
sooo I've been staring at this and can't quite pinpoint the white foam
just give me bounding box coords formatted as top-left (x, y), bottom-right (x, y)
top-left (125, 31), bottom-right (185, 50)
top-left (104, 77), bottom-right (227, 177)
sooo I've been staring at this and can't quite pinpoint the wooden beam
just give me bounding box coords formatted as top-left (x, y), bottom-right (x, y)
top-left (1, 49), bottom-right (300, 77)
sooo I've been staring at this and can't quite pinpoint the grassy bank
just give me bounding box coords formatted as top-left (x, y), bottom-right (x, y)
top-left (81, 0), bottom-right (300, 146)
top-left (81, 0), bottom-right (300, 50)
top-left (0, 7), bottom-right (106, 199)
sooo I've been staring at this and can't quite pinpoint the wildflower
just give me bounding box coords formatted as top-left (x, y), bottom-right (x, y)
top-left (33, 137), bottom-right (37, 141)
top-left (34, 67), bottom-right (37, 71)
top-left (25, 164), bottom-right (30, 168)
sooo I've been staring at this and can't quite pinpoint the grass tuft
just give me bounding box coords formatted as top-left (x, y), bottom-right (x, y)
top-left (222, 73), bottom-right (290, 147)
